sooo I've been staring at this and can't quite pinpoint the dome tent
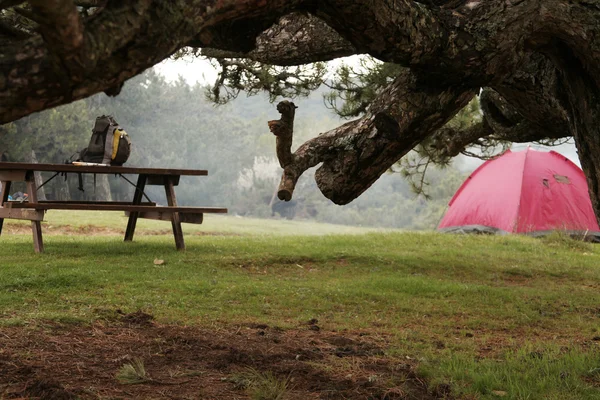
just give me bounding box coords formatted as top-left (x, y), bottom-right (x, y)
top-left (438, 148), bottom-right (600, 238)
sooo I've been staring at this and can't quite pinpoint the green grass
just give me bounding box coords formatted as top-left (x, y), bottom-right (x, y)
top-left (424, 345), bottom-right (600, 400)
top-left (1, 212), bottom-right (600, 398)
top-left (228, 368), bottom-right (290, 400)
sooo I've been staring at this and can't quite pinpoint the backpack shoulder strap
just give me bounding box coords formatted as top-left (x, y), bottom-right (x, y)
top-left (102, 124), bottom-right (119, 165)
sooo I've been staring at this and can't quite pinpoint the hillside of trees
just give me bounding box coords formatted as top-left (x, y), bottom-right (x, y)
top-left (0, 68), bottom-right (466, 230)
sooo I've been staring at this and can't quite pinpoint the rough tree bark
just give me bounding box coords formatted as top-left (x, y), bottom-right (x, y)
top-left (269, 70), bottom-right (475, 204)
top-left (3, 0), bottom-right (600, 222)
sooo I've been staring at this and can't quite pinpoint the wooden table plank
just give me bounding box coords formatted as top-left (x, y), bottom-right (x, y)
top-left (126, 210), bottom-right (204, 224)
top-left (36, 200), bottom-right (156, 206)
top-left (0, 162), bottom-right (208, 176)
top-left (0, 208), bottom-right (44, 221)
top-left (5, 202), bottom-right (227, 213)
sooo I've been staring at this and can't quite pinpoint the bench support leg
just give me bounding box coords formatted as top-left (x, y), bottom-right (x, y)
top-left (124, 174), bottom-right (147, 242)
top-left (0, 180), bottom-right (12, 236)
top-left (164, 178), bottom-right (185, 251)
top-left (26, 172), bottom-right (43, 253)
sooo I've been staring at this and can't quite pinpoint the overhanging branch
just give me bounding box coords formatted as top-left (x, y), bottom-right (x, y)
top-left (198, 13), bottom-right (357, 66)
top-left (428, 86), bottom-right (572, 162)
top-left (0, 0), bottom-right (24, 9)
top-left (268, 70), bottom-right (476, 205)
top-left (0, 18), bottom-right (31, 39)
top-left (1, 0), bottom-right (307, 123)
top-left (74, 0), bottom-right (105, 7)
top-left (315, 0), bottom-right (449, 67)
top-left (28, 0), bottom-right (86, 77)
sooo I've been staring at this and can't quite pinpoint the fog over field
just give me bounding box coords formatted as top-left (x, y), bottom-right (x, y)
top-left (0, 59), bottom-right (577, 231)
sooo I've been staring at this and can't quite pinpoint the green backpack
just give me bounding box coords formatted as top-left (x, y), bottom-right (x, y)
top-left (79, 115), bottom-right (131, 165)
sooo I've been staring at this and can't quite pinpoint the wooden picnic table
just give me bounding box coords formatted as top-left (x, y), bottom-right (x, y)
top-left (0, 162), bottom-right (227, 252)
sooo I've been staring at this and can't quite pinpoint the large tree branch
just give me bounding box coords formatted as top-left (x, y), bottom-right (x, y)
top-left (427, 50), bottom-right (577, 162)
top-left (28, 0), bottom-right (86, 78)
top-left (478, 89), bottom-right (566, 143)
top-left (74, 0), bottom-right (105, 7)
top-left (0, 18), bottom-right (31, 39)
top-left (5, 0), bottom-right (599, 125)
top-left (197, 0), bottom-right (600, 88)
top-left (314, 0), bottom-right (449, 68)
top-left (0, 0), bottom-right (537, 125)
top-left (429, 84), bottom-right (571, 161)
top-left (429, 120), bottom-right (493, 159)
top-left (540, 34), bottom-right (600, 224)
top-left (0, 0), bottom-right (305, 123)
top-left (0, 0), bottom-right (24, 9)
top-left (198, 13), bottom-right (357, 66)
top-left (199, 0), bottom-right (600, 87)
top-left (527, 2), bottom-right (600, 90)
top-left (0, 0), bottom-right (153, 120)
top-left (491, 53), bottom-right (569, 138)
top-left (269, 69), bottom-right (476, 204)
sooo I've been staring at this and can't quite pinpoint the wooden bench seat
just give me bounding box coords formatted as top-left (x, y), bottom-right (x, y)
top-left (2, 202), bottom-right (227, 225)
top-left (4, 201), bottom-right (227, 213)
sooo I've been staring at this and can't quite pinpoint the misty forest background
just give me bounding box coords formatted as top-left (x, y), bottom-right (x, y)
top-left (1, 68), bottom-right (478, 230)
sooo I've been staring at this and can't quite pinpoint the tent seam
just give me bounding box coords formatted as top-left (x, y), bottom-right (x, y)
top-left (514, 147), bottom-right (529, 233)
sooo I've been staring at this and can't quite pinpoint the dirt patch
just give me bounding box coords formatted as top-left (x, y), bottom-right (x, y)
top-left (20, 379), bottom-right (77, 400)
top-left (0, 316), bottom-right (443, 399)
top-left (118, 310), bottom-right (155, 327)
top-left (3, 223), bottom-right (126, 236)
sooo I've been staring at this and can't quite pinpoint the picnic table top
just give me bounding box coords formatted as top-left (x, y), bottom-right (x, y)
top-left (0, 162), bottom-right (208, 176)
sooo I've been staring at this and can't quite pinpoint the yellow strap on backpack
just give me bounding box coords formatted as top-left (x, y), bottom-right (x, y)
top-left (112, 129), bottom-right (127, 160)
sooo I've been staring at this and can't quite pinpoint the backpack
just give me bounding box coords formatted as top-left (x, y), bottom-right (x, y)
top-left (79, 115), bottom-right (131, 165)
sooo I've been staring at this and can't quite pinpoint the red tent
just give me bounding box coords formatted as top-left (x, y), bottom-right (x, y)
top-left (438, 148), bottom-right (600, 234)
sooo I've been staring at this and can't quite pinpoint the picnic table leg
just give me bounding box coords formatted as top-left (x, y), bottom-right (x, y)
top-left (124, 174), bottom-right (147, 242)
top-left (26, 172), bottom-right (44, 253)
top-left (0, 180), bottom-right (12, 235)
top-left (164, 177), bottom-right (185, 251)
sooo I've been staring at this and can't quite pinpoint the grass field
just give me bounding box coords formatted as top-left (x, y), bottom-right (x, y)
top-left (1, 210), bottom-right (387, 236)
top-left (1, 212), bottom-right (600, 399)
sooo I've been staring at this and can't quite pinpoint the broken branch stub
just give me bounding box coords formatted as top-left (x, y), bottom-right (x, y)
top-left (268, 100), bottom-right (298, 201)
